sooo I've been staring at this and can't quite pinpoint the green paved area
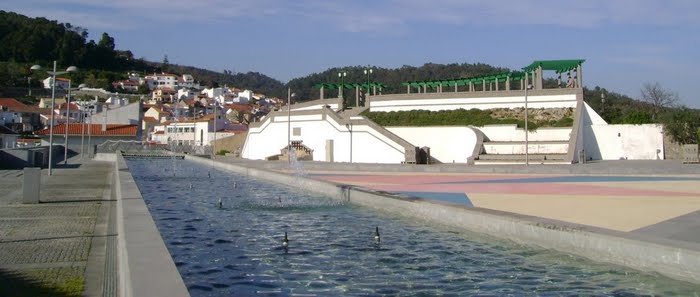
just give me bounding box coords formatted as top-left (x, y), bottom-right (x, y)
top-left (0, 160), bottom-right (112, 297)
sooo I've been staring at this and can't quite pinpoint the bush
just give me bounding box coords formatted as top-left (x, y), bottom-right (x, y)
top-left (216, 149), bottom-right (230, 155)
top-left (362, 109), bottom-right (573, 130)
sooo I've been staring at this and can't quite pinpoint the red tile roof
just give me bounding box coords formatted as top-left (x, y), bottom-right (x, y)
top-left (0, 98), bottom-right (28, 110)
top-left (35, 124), bottom-right (138, 136)
top-left (224, 103), bottom-right (253, 113)
top-left (56, 103), bottom-right (81, 110)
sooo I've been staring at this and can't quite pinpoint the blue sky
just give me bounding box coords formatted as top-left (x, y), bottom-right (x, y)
top-left (5, 0), bottom-right (700, 107)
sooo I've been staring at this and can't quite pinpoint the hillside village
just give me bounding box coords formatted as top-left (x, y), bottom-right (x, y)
top-left (0, 71), bottom-right (284, 155)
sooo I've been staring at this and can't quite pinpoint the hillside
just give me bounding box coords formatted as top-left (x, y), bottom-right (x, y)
top-left (1, 10), bottom-right (698, 143)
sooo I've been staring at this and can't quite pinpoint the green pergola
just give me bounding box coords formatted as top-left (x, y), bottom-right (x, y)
top-left (522, 59), bottom-right (585, 73)
top-left (401, 71), bottom-right (528, 93)
top-left (312, 82), bottom-right (387, 103)
top-left (313, 82), bottom-right (387, 90)
top-left (522, 59), bottom-right (585, 89)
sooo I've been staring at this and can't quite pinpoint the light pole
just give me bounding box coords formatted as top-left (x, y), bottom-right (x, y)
top-left (63, 82), bottom-right (85, 165)
top-left (32, 62), bottom-right (77, 176)
top-left (524, 84), bottom-right (533, 166)
top-left (287, 88), bottom-right (296, 161)
top-left (338, 71), bottom-right (347, 104)
top-left (363, 67), bottom-right (373, 106)
top-left (80, 100), bottom-right (88, 159)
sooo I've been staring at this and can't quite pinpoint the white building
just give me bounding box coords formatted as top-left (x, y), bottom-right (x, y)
top-left (42, 77), bottom-right (71, 90)
top-left (151, 115), bottom-right (228, 146)
top-left (178, 74), bottom-right (200, 89)
top-left (201, 87), bottom-right (227, 99)
top-left (177, 89), bottom-right (197, 100)
top-left (234, 90), bottom-right (253, 104)
top-left (145, 73), bottom-right (179, 90)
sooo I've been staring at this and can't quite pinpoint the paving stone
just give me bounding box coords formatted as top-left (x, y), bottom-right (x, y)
top-left (0, 204), bottom-right (100, 218)
top-left (0, 237), bottom-right (91, 265)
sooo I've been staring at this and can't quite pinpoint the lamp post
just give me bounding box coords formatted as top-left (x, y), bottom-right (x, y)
top-left (601, 91), bottom-right (606, 114)
top-left (363, 67), bottom-right (373, 106)
top-left (63, 82), bottom-right (85, 165)
top-left (287, 88), bottom-right (296, 161)
top-left (524, 84), bottom-right (533, 166)
top-left (31, 62), bottom-right (77, 176)
top-left (338, 71), bottom-right (347, 103)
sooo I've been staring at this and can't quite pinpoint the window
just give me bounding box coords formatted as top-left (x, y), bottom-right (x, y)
top-left (293, 127), bottom-right (301, 136)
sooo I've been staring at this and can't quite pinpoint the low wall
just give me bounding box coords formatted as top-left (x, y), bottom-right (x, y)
top-left (114, 154), bottom-right (189, 297)
top-left (187, 155), bottom-right (700, 285)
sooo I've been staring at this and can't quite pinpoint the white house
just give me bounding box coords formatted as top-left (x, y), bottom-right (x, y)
top-left (177, 89), bottom-right (197, 100)
top-left (201, 87), bottom-right (227, 99)
top-left (145, 73), bottom-right (179, 90)
top-left (234, 90), bottom-right (253, 104)
top-left (178, 74), bottom-right (200, 89)
top-left (42, 77), bottom-right (71, 90)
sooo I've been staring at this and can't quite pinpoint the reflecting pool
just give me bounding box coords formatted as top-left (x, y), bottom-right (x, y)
top-left (127, 158), bottom-right (700, 296)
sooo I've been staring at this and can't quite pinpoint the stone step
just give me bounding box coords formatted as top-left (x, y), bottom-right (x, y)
top-left (476, 153), bottom-right (567, 161)
top-left (484, 140), bottom-right (570, 145)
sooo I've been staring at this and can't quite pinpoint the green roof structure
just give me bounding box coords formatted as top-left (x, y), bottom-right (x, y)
top-left (401, 71), bottom-right (527, 90)
top-left (313, 82), bottom-right (387, 90)
top-left (522, 59), bottom-right (585, 73)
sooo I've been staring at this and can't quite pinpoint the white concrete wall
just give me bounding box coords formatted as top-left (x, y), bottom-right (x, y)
top-left (370, 94), bottom-right (577, 112)
top-left (243, 113), bottom-right (406, 163)
top-left (387, 127), bottom-right (478, 163)
top-left (478, 125), bottom-right (572, 142)
top-left (584, 102), bottom-right (607, 125)
top-left (583, 124), bottom-right (664, 160)
top-left (484, 143), bottom-right (569, 155)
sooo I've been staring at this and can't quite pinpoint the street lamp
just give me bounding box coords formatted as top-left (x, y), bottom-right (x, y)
top-left (524, 84), bottom-right (533, 166)
top-left (63, 82), bottom-right (86, 165)
top-left (363, 67), bottom-right (373, 106)
top-left (32, 62), bottom-right (77, 176)
top-left (601, 91), bottom-right (606, 114)
top-left (338, 71), bottom-right (347, 102)
top-left (287, 88), bottom-right (296, 162)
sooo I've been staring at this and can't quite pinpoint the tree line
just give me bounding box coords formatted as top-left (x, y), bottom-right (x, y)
top-left (0, 10), bottom-right (697, 144)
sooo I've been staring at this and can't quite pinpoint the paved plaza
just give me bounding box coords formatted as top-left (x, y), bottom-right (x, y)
top-left (227, 158), bottom-right (700, 250)
top-left (0, 159), bottom-right (113, 297)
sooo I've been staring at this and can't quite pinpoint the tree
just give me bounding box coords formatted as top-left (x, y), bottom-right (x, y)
top-left (661, 107), bottom-right (700, 144)
top-left (641, 82), bottom-right (679, 121)
top-left (97, 32), bottom-right (115, 50)
top-left (137, 83), bottom-right (150, 94)
top-left (162, 54), bottom-right (169, 72)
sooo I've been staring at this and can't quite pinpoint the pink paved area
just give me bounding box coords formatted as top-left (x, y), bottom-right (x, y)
top-left (308, 172), bottom-right (700, 233)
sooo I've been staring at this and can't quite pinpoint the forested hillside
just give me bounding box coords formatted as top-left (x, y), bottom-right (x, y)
top-left (1, 10), bottom-right (697, 143)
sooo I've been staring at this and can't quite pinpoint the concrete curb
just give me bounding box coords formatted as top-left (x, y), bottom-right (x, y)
top-left (115, 154), bottom-right (190, 297)
top-left (187, 155), bottom-right (700, 285)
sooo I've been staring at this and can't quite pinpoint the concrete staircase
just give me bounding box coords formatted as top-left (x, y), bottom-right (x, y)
top-left (474, 133), bottom-right (572, 165)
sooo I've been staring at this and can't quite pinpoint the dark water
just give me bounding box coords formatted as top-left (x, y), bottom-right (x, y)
top-left (127, 158), bottom-right (700, 296)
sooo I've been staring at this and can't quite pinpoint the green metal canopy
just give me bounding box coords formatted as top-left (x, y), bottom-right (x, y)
top-left (402, 71), bottom-right (527, 89)
top-left (313, 82), bottom-right (387, 90)
top-left (522, 59), bottom-right (585, 73)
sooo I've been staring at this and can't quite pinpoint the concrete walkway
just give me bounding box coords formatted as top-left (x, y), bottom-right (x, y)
top-left (0, 158), bottom-right (114, 297)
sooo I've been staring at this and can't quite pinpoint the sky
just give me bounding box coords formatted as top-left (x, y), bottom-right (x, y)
top-left (5, 0), bottom-right (700, 107)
